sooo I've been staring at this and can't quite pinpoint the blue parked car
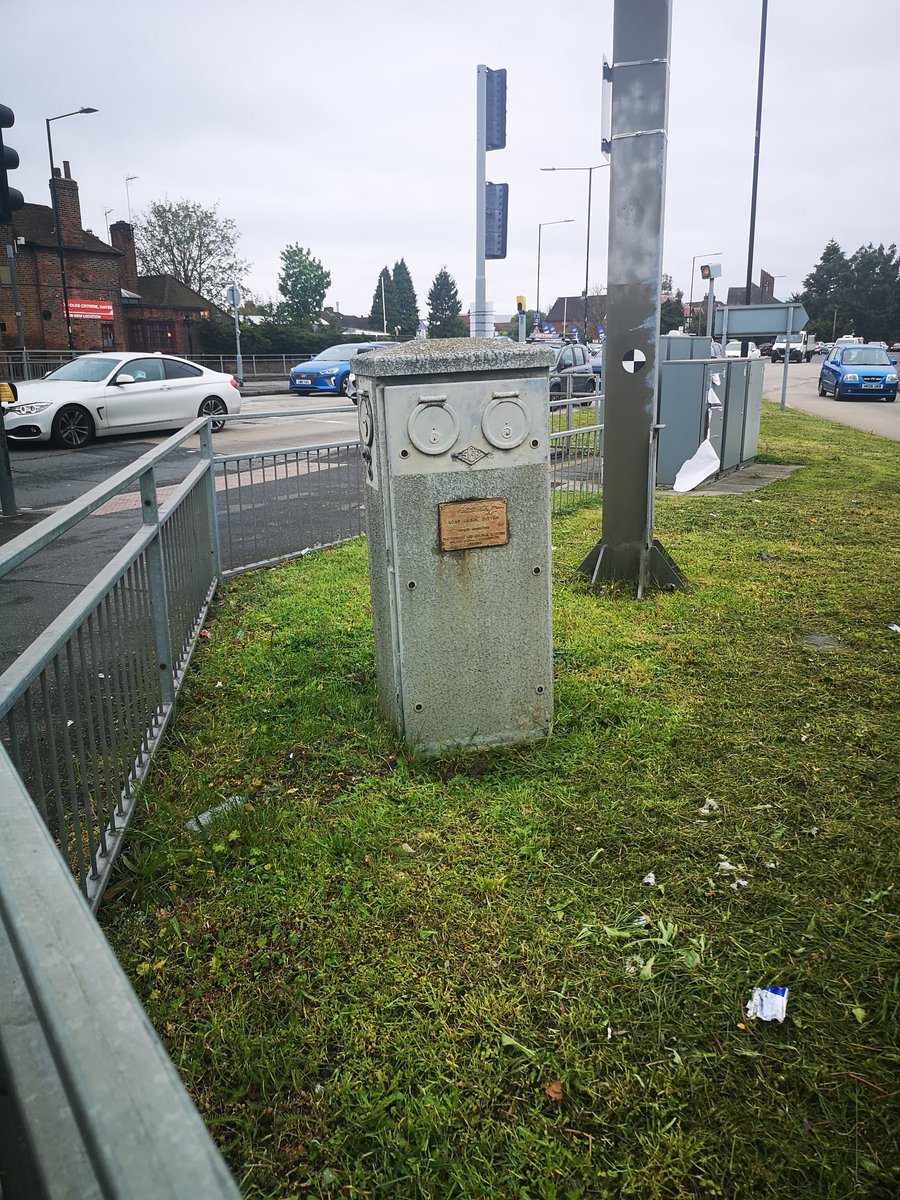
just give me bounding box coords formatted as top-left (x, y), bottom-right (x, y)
top-left (288, 342), bottom-right (391, 396)
top-left (817, 343), bottom-right (898, 401)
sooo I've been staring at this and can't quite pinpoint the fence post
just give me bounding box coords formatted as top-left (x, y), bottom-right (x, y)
top-left (198, 421), bottom-right (222, 579)
top-left (139, 468), bottom-right (176, 708)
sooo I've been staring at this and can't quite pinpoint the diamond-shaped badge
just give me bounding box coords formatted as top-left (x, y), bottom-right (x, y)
top-left (452, 445), bottom-right (490, 466)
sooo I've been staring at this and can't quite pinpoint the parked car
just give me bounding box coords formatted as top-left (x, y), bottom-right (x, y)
top-left (758, 342), bottom-right (773, 357)
top-left (725, 341), bottom-right (761, 359)
top-left (1, 352), bottom-right (241, 448)
top-left (549, 341), bottom-right (597, 397)
top-left (288, 342), bottom-right (392, 396)
top-left (817, 343), bottom-right (898, 401)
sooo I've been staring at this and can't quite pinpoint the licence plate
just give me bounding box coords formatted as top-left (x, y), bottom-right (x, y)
top-left (862, 383), bottom-right (881, 389)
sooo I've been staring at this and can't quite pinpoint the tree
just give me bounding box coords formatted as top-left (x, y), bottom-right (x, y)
top-left (133, 199), bottom-right (249, 301)
top-left (369, 267), bottom-right (397, 335)
top-left (799, 239), bottom-right (900, 343)
top-left (427, 267), bottom-right (466, 339)
top-left (798, 239), bottom-right (851, 341)
top-left (659, 289), bottom-right (685, 334)
top-left (276, 244), bottom-right (331, 326)
top-left (844, 243), bottom-right (900, 343)
top-left (392, 259), bottom-right (419, 336)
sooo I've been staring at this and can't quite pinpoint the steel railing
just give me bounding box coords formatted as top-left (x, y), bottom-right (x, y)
top-left (1, 349), bottom-right (313, 383)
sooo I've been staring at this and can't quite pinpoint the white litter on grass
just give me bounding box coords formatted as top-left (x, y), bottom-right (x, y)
top-left (624, 955), bottom-right (645, 976)
top-left (214, 680), bottom-right (223, 689)
top-left (185, 795), bottom-right (249, 833)
top-left (729, 879), bottom-right (749, 890)
top-left (632, 915), bottom-right (650, 927)
top-left (717, 859), bottom-right (739, 874)
top-left (888, 624), bottom-right (900, 633)
top-left (698, 797), bottom-right (720, 816)
top-left (746, 986), bottom-right (789, 1023)
top-left (765, 861), bottom-right (778, 870)
top-left (642, 872), bottom-right (656, 886)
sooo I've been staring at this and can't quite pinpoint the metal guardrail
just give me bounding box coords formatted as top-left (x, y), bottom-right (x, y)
top-left (0, 750), bottom-right (243, 1200)
top-left (0, 350), bottom-right (313, 383)
top-left (0, 396), bottom-right (604, 1199)
top-left (0, 419), bottom-right (220, 910)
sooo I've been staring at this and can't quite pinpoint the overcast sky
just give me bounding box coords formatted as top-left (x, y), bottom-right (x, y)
top-left (7, 0), bottom-right (897, 322)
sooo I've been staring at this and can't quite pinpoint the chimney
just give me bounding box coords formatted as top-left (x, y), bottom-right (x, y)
top-left (110, 220), bottom-right (139, 290)
top-left (51, 163), bottom-right (83, 246)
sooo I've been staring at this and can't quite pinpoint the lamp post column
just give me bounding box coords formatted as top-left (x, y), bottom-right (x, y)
top-left (46, 120), bottom-right (75, 354)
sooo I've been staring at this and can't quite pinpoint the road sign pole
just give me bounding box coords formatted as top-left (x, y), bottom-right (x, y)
top-left (474, 65), bottom-right (487, 338)
top-left (780, 303), bottom-right (793, 412)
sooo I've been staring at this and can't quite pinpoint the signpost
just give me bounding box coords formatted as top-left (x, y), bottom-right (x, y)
top-left (225, 283), bottom-right (243, 385)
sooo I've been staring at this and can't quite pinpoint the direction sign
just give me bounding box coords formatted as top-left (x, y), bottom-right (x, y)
top-left (714, 302), bottom-right (808, 337)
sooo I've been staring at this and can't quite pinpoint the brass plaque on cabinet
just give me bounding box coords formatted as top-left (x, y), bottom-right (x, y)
top-left (438, 498), bottom-right (509, 552)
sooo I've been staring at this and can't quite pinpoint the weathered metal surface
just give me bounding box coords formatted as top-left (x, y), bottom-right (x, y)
top-left (578, 0), bottom-right (683, 594)
top-left (438, 498), bottom-right (509, 551)
top-left (358, 346), bottom-right (554, 755)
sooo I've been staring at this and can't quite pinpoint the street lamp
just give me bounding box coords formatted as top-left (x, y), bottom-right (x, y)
top-left (46, 107), bottom-right (98, 353)
top-left (125, 175), bottom-right (138, 224)
top-left (536, 218), bottom-right (574, 324)
top-left (541, 163), bottom-right (610, 340)
top-left (687, 251), bottom-right (721, 333)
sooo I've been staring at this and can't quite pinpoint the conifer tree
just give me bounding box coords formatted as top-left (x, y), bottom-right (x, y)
top-left (427, 267), bottom-right (467, 339)
top-left (369, 267), bottom-right (397, 334)
top-left (392, 258), bottom-right (419, 337)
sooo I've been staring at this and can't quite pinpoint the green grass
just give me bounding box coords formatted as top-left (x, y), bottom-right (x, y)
top-left (102, 401), bottom-right (900, 1199)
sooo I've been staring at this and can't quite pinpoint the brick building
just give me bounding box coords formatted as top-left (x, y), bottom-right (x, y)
top-left (0, 164), bottom-right (216, 358)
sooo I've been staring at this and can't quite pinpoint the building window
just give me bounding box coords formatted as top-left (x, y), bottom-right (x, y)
top-left (145, 321), bottom-right (176, 351)
top-left (101, 323), bottom-right (115, 349)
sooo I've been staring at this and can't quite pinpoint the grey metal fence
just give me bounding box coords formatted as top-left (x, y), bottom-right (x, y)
top-left (549, 391), bottom-right (603, 515)
top-left (0, 422), bottom-right (220, 909)
top-left (0, 349), bottom-right (313, 383)
top-left (217, 438), bottom-right (365, 575)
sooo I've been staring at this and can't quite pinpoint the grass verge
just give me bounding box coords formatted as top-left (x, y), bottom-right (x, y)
top-left (103, 401), bottom-right (900, 1199)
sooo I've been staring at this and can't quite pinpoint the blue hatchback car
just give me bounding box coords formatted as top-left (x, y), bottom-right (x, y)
top-left (817, 343), bottom-right (898, 401)
top-left (288, 342), bottom-right (391, 396)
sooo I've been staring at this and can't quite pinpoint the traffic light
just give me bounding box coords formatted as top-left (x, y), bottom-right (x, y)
top-left (700, 263), bottom-right (721, 281)
top-left (0, 104), bottom-right (24, 223)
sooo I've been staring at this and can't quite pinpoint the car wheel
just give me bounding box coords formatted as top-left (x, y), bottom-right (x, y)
top-left (51, 405), bottom-right (95, 449)
top-left (833, 383), bottom-right (842, 400)
top-left (199, 397), bottom-right (228, 432)
top-left (338, 374), bottom-right (352, 396)
top-left (817, 379), bottom-right (827, 396)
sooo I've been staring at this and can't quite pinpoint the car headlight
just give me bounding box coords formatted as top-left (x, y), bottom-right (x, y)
top-left (8, 402), bottom-right (52, 415)
top-left (886, 373), bottom-right (898, 383)
top-left (318, 367), bottom-right (340, 377)
top-left (841, 373), bottom-right (858, 383)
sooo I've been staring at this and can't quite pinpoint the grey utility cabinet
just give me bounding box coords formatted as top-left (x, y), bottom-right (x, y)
top-left (354, 339), bottom-right (557, 756)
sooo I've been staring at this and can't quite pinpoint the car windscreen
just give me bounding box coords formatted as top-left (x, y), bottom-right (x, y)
top-left (45, 358), bottom-right (119, 382)
top-left (841, 349), bottom-right (890, 366)
top-left (314, 346), bottom-right (353, 361)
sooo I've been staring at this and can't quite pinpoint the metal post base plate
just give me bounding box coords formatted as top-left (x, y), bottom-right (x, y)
top-left (577, 537), bottom-right (685, 598)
